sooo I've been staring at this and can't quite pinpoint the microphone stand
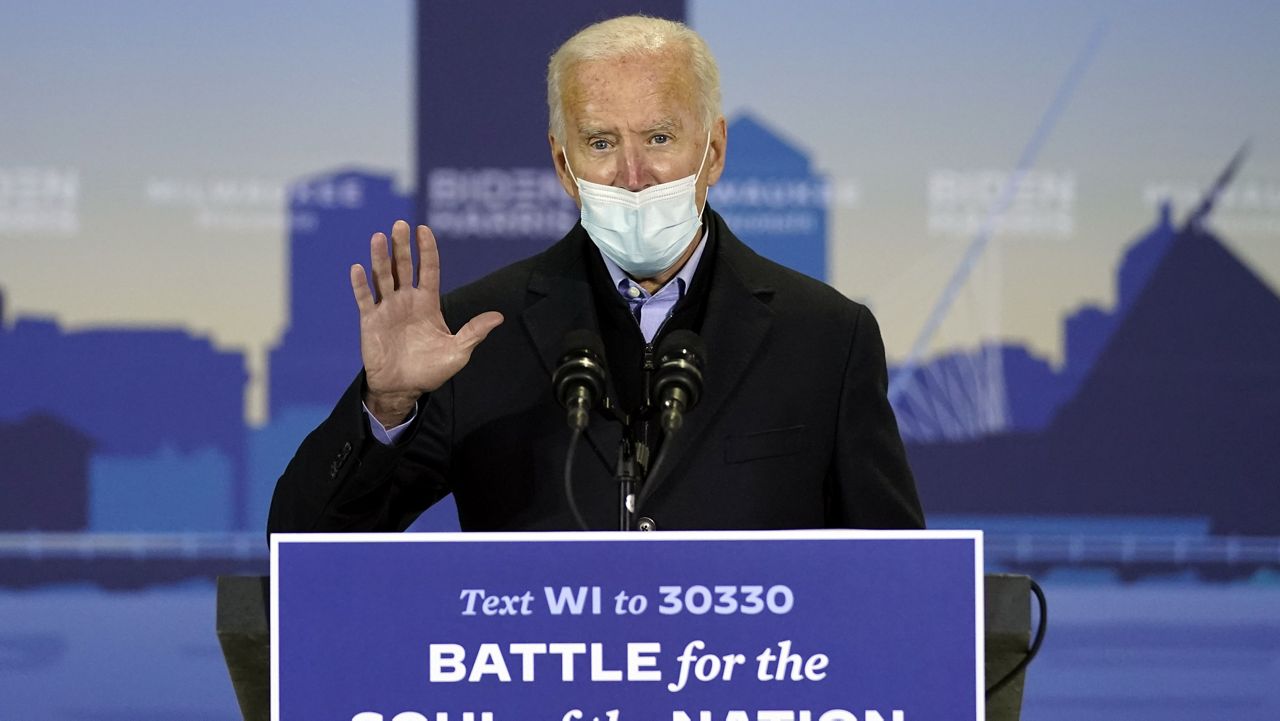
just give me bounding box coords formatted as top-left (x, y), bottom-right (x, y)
top-left (558, 386), bottom-right (648, 532)
top-left (600, 398), bottom-right (644, 532)
top-left (615, 435), bottom-right (642, 531)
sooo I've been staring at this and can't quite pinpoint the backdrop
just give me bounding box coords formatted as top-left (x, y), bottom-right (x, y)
top-left (2, 1), bottom-right (1278, 719)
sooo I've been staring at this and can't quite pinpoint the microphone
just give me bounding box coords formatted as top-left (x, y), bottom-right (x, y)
top-left (652, 330), bottom-right (706, 433)
top-left (552, 329), bottom-right (608, 430)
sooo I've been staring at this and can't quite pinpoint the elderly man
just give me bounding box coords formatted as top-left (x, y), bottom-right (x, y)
top-left (268, 15), bottom-right (923, 533)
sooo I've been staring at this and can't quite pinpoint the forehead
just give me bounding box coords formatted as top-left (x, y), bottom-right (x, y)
top-left (562, 51), bottom-right (698, 133)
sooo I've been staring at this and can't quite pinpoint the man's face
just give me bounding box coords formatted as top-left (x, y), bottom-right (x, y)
top-left (550, 49), bottom-right (726, 209)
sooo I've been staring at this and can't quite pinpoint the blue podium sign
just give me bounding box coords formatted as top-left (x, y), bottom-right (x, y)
top-left (271, 531), bottom-right (983, 721)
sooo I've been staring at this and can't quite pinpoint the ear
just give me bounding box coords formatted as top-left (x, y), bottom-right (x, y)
top-left (549, 132), bottom-right (580, 205)
top-left (705, 115), bottom-right (728, 187)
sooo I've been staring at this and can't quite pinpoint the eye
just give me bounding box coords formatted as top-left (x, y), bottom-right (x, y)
top-left (590, 139), bottom-right (610, 151)
top-left (651, 134), bottom-right (670, 145)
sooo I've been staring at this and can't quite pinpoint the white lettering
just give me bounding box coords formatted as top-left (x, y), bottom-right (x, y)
top-left (548, 642), bottom-right (587, 681)
top-left (507, 642), bottom-right (546, 681)
top-left (544, 586), bottom-right (599, 615)
top-left (628, 642), bottom-right (662, 681)
top-left (428, 643), bottom-right (466, 682)
top-left (468, 643), bottom-right (511, 682)
top-left (590, 642), bottom-right (623, 682)
top-left (459, 588), bottom-right (485, 615)
top-left (670, 712), bottom-right (900, 721)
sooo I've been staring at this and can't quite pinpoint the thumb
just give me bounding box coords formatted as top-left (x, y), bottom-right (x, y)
top-left (455, 311), bottom-right (505, 350)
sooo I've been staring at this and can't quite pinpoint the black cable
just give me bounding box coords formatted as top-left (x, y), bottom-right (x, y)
top-left (563, 427), bottom-right (590, 531)
top-left (986, 577), bottom-right (1048, 698)
top-left (640, 445), bottom-right (670, 507)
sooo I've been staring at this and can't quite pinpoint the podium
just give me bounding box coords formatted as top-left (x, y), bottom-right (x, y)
top-left (220, 533), bottom-right (1032, 720)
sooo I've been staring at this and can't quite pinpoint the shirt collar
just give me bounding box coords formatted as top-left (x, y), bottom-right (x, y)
top-left (598, 227), bottom-right (710, 299)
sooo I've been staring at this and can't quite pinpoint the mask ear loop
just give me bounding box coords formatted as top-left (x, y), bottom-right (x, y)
top-left (562, 149), bottom-right (581, 186)
top-left (694, 129), bottom-right (713, 182)
top-left (694, 129), bottom-right (713, 215)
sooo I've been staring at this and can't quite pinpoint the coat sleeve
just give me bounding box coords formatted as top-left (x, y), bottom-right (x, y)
top-left (266, 370), bottom-right (453, 534)
top-left (825, 304), bottom-right (926, 529)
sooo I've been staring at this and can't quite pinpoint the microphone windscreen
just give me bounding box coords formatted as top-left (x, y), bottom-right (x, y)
top-left (657, 329), bottom-right (706, 367)
top-left (561, 328), bottom-right (606, 362)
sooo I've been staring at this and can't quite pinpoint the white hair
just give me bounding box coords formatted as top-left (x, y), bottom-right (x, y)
top-left (547, 15), bottom-right (721, 142)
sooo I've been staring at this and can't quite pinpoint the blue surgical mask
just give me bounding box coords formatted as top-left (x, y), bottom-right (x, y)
top-left (564, 132), bottom-right (711, 278)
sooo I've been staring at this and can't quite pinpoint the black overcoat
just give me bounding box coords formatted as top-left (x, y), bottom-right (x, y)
top-left (268, 209), bottom-right (924, 533)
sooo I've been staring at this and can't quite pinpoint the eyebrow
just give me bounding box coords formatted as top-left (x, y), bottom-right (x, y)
top-left (644, 118), bottom-right (680, 133)
top-left (576, 124), bottom-right (614, 139)
top-left (576, 117), bottom-right (682, 138)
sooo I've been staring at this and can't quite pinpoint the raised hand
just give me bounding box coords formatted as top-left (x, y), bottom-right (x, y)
top-left (351, 220), bottom-right (504, 427)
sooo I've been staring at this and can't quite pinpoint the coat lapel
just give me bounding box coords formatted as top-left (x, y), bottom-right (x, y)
top-left (521, 216), bottom-right (778, 509)
top-left (520, 230), bottom-right (624, 473)
top-left (637, 226), bottom-right (776, 509)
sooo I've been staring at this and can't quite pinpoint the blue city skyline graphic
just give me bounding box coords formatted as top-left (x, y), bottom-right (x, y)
top-left (0, 115), bottom-right (825, 539)
top-left (1, 128), bottom-right (1277, 541)
top-left (890, 201), bottom-right (1179, 438)
top-left (0, 297), bottom-right (247, 532)
top-left (905, 148), bottom-right (1280, 538)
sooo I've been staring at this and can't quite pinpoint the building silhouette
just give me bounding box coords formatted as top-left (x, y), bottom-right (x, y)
top-left (713, 113), bottom-right (829, 282)
top-left (0, 289), bottom-right (248, 529)
top-left (910, 178), bottom-right (1280, 534)
top-left (891, 201), bottom-right (1180, 441)
top-left (90, 446), bottom-right (233, 531)
top-left (1059, 200), bottom-right (1178, 406)
top-left (0, 414), bottom-right (93, 530)
top-left (269, 170), bottom-right (411, 419)
top-left (414, 1), bottom-right (683, 290)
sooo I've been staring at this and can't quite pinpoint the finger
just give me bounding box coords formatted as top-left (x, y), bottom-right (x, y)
top-left (416, 224), bottom-right (441, 307)
top-left (454, 311), bottom-right (505, 351)
top-left (350, 264), bottom-right (374, 312)
top-left (369, 232), bottom-right (391, 302)
top-left (390, 219), bottom-right (412, 291)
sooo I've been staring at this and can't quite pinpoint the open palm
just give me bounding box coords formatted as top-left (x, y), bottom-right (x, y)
top-left (351, 221), bottom-right (503, 426)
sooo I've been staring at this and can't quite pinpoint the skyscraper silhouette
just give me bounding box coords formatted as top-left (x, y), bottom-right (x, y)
top-left (269, 170), bottom-right (411, 419)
